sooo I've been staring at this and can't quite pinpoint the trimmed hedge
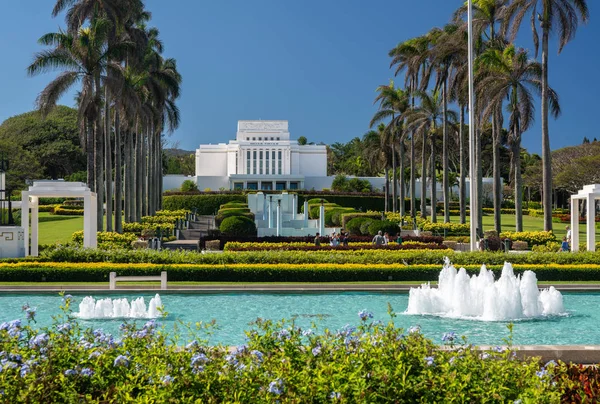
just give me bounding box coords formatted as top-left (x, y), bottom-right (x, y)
top-left (219, 215), bottom-right (256, 236)
top-left (367, 220), bottom-right (401, 237)
top-left (2, 262), bottom-right (600, 282)
top-left (163, 194), bottom-right (246, 214)
top-left (341, 212), bottom-right (382, 230)
top-left (223, 243), bottom-right (448, 251)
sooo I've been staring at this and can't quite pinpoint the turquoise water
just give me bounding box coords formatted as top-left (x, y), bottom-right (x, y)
top-left (0, 292), bottom-right (598, 346)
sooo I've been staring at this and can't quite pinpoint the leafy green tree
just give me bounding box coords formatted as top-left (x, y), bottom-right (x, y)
top-left (503, 0), bottom-right (589, 231)
top-left (0, 106), bottom-right (85, 180)
top-left (297, 136), bottom-right (307, 145)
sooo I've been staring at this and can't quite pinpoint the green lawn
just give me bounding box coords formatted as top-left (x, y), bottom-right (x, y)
top-left (432, 213), bottom-right (600, 242)
top-left (37, 212), bottom-right (83, 245)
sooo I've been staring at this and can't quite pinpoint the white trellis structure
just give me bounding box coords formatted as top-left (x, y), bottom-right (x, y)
top-left (21, 181), bottom-right (97, 256)
top-left (570, 184), bottom-right (600, 252)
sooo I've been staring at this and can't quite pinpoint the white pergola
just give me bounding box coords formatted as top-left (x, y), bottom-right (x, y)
top-left (570, 184), bottom-right (600, 252)
top-left (21, 181), bottom-right (97, 256)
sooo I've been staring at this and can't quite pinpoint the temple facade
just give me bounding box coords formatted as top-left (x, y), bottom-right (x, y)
top-left (194, 120), bottom-right (328, 191)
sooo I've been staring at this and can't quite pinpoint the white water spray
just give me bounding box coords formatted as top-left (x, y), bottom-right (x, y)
top-left (74, 294), bottom-right (163, 319)
top-left (405, 258), bottom-right (564, 321)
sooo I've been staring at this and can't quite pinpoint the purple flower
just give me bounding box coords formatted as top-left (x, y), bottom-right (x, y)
top-left (493, 346), bottom-right (505, 353)
top-left (88, 351), bottom-right (102, 359)
top-left (80, 368), bottom-right (94, 377)
top-left (64, 369), bottom-right (78, 376)
top-left (19, 364), bottom-right (31, 378)
top-left (29, 333), bottom-right (49, 349)
top-left (268, 378), bottom-right (284, 395)
top-left (113, 355), bottom-right (129, 367)
top-left (161, 375), bottom-right (174, 385)
top-left (186, 340), bottom-right (199, 350)
top-left (358, 310), bottom-right (374, 321)
top-left (312, 346), bottom-right (322, 356)
top-left (329, 392), bottom-right (342, 400)
top-left (56, 323), bottom-right (71, 333)
top-left (424, 356), bottom-right (435, 366)
top-left (25, 308), bottom-right (36, 321)
top-left (251, 350), bottom-right (264, 362)
top-left (536, 369), bottom-right (548, 378)
top-left (191, 353), bottom-right (209, 367)
top-left (442, 332), bottom-right (457, 343)
top-left (302, 329), bottom-right (313, 336)
top-left (277, 329), bottom-right (290, 340)
top-left (408, 326), bottom-right (420, 334)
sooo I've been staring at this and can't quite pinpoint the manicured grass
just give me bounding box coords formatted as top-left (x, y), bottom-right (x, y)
top-left (38, 212), bottom-right (82, 245)
top-left (432, 213), bottom-right (600, 241)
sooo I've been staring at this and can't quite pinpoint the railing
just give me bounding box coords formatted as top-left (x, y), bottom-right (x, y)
top-left (109, 271), bottom-right (167, 290)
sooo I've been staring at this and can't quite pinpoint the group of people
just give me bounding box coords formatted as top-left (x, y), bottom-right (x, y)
top-left (560, 225), bottom-right (572, 252)
top-left (314, 231), bottom-right (349, 247)
top-left (372, 230), bottom-right (402, 246)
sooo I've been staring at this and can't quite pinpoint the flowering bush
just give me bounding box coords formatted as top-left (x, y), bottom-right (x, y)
top-left (0, 300), bottom-right (562, 402)
top-left (499, 231), bottom-right (557, 246)
top-left (71, 231), bottom-right (139, 250)
top-left (222, 241), bottom-right (446, 252)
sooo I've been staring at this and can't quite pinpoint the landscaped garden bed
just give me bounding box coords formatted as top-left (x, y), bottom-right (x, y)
top-left (0, 298), bottom-right (596, 402)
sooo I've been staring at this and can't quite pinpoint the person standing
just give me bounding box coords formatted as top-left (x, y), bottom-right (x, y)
top-left (372, 230), bottom-right (385, 246)
top-left (560, 236), bottom-right (570, 252)
top-left (314, 233), bottom-right (321, 247)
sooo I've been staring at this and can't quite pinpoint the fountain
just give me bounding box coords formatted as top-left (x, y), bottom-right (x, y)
top-left (74, 294), bottom-right (163, 319)
top-left (405, 258), bottom-right (565, 321)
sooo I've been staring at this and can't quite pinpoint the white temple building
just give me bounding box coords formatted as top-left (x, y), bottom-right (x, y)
top-left (193, 120), bottom-right (328, 191)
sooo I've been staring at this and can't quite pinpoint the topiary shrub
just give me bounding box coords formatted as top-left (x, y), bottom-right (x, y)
top-left (346, 217), bottom-right (371, 235)
top-left (331, 208), bottom-right (357, 227)
top-left (360, 219), bottom-right (376, 236)
top-left (220, 203), bottom-right (248, 209)
top-left (219, 216), bottom-right (257, 237)
top-left (215, 210), bottom-right (255, 226)
top-left (180, 179), bottom-right (198, 192)
top-left (367, 220), bottom-right (400, 237)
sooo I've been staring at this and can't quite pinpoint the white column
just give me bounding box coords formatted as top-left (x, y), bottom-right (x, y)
top-left (84, 194), bottom-right (93, 248)
top-left (21, 192), bottom-right (29, 256)
top-left (303, 200), bottom-right (309, 228)
top-left (268, 196), bottom-right (273, 228)
top-left (319, 204), bottom-right (325, 235)
top-left (292, 194), bottom-right (297, 220)
top-left (571, 197), bottom-right (579, 252)
top-left (31, 196), bottom-right (39, 257)
top-left (262, 194), bottom-right (267, 221)
top-left (90, 194), bottom-right (98, 247)
top-left (276, 199), bottom-right (281, 236)
top-left (587, 196), bottom-right (595, 252)
top-left (250, 149), bottom-right (254, 174)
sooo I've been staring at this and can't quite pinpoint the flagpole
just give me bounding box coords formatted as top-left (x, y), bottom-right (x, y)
top-left (468, 0), bottom-right (477, 251)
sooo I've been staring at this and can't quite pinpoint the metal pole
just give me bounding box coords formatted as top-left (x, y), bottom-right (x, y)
top-left (468, 0), bottom-right (477, 251)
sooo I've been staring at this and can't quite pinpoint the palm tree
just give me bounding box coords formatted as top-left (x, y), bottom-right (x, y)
top-left (404, 91), bottom-right (457, 223)
top-left (370, 81), bottom-right (409, 213)
top-left (503, 0), bottom-right (589, 231)
top-left (389, 35), bottom-right (433, 220)
top-left (476, 45), bottom-right (560, 230)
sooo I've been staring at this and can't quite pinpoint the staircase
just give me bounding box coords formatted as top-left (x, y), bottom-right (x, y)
top-left (162, 215), bottom-right (216, 252)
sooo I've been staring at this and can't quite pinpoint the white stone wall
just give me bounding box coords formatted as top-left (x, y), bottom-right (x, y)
top-left (298, 146), bottom-right (327, 177)
top-left (196, 145), bottom-right (228, 177)
top-left (0, 227), bottom-right (25, 258)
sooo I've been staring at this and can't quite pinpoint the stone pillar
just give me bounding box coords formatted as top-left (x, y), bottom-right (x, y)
top-left (587, 196), bottom-right (595, 252)
top-left (292, 194), bottom-right (297, 220)
top-left (21, 192), bottom-right (29, 256)
top-left (31, 196), bottom-right (39, 256)
top-left (571, 197), bottom-right (579, 252)
top-left (268, 196), bottom-right (273, 228)
top-left (303, 200), bottom-right (309, 228)
top-left (319, 203), bottom-right (325, 235)
top-left (276, 199), bottom-right (281, 237)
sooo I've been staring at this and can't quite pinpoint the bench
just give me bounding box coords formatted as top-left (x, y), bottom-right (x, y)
top-left (109, 271), bottom-right (167, 290)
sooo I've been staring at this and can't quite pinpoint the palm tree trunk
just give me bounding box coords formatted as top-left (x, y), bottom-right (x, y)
top-left (514, 133), bottom-right (523, 232)
top-left (148, 123), bottom-right (155, 216)
top-left (104, 87), bottom-right (113, 232)
top-left (95, 115), bottom-right (104, 232)
top-left (124, 130), bottom-right (132, 222)
top-left (410, 132), bottom-right (416, 220)
top-left (86, 118), bottom-right (95, 191)
top-left (392, 142), bottom-right (397, 213)
top-left (541, 25), bottom-right (553, 232)
top-left (442, 79), bottom-right (449, 223)
top-left (136, 127), bottom-right (143, 221)
top-left (114, 111), bottom-right (122, 233)
top-left (399, 139), bottom-right (406, 217)
top-left (141, 126), bottom-right (148, 217)
top-left (459, 106), bottom-right (466, 224)
top-left (476, 124), bottom-right (483, 235)
top-left (430, 130), bottom-right (437, 223)
top-left (158, 137), bottom-right (164, 210)
top-left (492, 110), bottom-right (501, 234)
top-left (384, 166), bottom-right (389, 213)
top-left (420, 132), bottom-right (427, 219)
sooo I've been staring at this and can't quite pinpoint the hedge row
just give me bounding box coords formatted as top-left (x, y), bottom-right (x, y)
top-left (35, 246), bottom-right (600, 266)
top-left (2, 262), bottom-right (600, 282)
top-left (223, 243), bottom-right (448, 252)
top-left (162, 195), bottom-right (246, 215)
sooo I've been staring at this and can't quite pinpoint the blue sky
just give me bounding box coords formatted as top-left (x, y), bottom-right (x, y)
top-left (0, 1), bottom-right (597, 155)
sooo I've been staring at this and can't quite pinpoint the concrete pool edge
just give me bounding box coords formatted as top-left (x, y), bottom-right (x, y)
top-left (1, 283), bottom-right (600, 293)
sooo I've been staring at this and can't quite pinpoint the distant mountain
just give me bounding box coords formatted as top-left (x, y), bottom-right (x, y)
top-left (164, 148), bottom-right (195, 157)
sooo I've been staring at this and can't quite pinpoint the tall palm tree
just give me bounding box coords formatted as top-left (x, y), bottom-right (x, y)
top-left (389, 35), bottom-right (433, 220)
top-left (503, 0), bottom-right (589, 231)
top-left (476, 45), bottom-right (560, 230)
top-left (404, 91), bottom-right (457, 223)
top-left (371, 81), bottom-right (409, 213)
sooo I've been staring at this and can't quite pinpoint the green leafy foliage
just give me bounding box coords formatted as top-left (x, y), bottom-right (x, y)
top-left (163, 194), bottom-right (246, 214)
top-left (219, 216), bottom-right (257, 237)
top-left (367, 220), bottom-right (401, 236)
top-left (180, 179), bottom-right (198, 192)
